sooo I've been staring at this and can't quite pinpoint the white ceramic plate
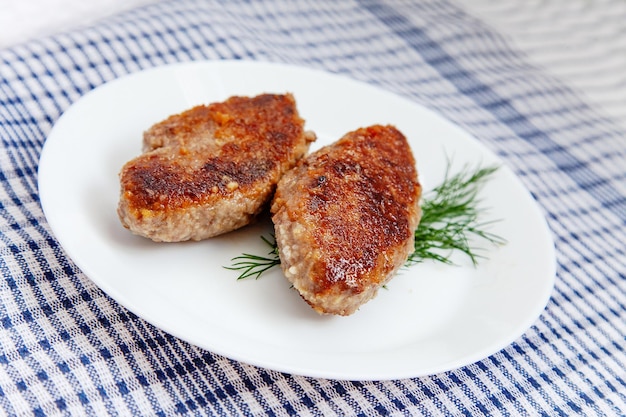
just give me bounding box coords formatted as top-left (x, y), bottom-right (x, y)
top-left (38, 60), bottom-right (555, 380)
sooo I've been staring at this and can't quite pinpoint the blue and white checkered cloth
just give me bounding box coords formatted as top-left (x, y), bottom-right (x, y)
top-left (1, 0), bottom-right (625, 415)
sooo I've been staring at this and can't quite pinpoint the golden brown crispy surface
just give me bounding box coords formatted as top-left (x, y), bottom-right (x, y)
top-left (271, 125), bottom-right (421, 315)
top-left (118, 93), bottom-right (315, 242)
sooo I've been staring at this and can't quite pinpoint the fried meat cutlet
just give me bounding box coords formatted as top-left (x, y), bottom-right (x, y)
top-left (271, 125), bottom-right (421, 315)
top-left (118, 93), bottom-right (316, 242)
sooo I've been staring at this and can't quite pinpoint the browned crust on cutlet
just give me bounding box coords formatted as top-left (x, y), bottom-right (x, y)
top-left (271, 125), bottom-right (422, 315)
top-left (118, 93), bottom-right (315, 242)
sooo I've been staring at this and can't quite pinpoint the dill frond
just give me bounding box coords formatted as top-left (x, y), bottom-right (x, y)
top-left (406, 163), bottom-right (506, 266)
top-left (224, 234), bottom-right (280, 280)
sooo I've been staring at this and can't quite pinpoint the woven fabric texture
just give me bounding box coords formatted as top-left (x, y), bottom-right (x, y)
top-left (1, 0), bottom-right (625, 415)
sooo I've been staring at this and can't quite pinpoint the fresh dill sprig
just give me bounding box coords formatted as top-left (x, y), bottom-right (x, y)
top-left (224, 235), bottom-right (280, 280)
top-left (225, 161), bottom-right (506, 279)
top-left (406, 162), bottom-right (506, 266)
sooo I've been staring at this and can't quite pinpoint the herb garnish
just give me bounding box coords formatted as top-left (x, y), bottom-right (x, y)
top-left (225, 235), bottom-right (280, 280)
top-left (225, 161), bottom-right (505, 280)
top-left (407, 162), bottom-right (506, 266)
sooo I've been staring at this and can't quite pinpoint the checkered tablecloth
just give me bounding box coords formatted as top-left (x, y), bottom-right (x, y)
top-left (1, 0), bottom-right (625, 415)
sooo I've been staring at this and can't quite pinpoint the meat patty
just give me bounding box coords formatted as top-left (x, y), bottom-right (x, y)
top-left (271, 125), bottom-right (421, 316)
top-left (118, 93), bottom-right (316, 242)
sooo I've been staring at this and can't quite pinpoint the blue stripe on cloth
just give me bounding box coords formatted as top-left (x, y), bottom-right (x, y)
top-left (358, 0), bottom-right (626, 225)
